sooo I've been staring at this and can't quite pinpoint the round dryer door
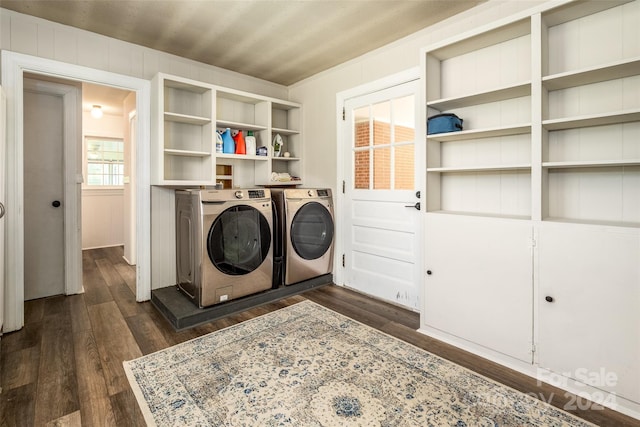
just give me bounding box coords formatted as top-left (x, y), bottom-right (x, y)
top-left (290, 202), bottom-right (334, 260)
top-left (207, 205), bottom-right (271, 275)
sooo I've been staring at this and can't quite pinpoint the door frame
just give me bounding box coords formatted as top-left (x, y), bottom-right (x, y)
top-left (1, 51), bottom-right (151, 332)
top-left (335, 67), bottom-right (422, 289)
top-left (23, 77), bottom-right (81, 300)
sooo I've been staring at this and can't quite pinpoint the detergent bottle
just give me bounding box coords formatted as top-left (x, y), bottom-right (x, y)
top-left (233, 130), bottom-right (246, 155)
top-left (221, 128), bottom-right (234, 154)
top-left (272, 133), bottom-right (283, 157)
top-left (215, 131), bottom-right (224, 153)
top-left (245, 131), bottom-right (257, 156)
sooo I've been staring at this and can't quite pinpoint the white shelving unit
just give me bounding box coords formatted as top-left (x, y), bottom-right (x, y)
top-left (256, 101), bottom-right (303, 186)
top-left (151, 76), bottom-right (215, 186)
top-left (420, 0), bottom-right (640, 413)
top-left (424, 18), bottom-right (533, 220)
top-left (541, 0), bottom-right (640, 228)
top-left (151, 73), bottom-right (303, 187)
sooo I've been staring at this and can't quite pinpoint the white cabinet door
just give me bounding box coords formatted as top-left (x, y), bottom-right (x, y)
top-left (424, 213), bottom-right (533, 362)
top-left (538, 223), bottom-right (640, 403)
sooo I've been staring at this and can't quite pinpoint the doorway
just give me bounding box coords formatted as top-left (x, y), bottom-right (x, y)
top-left (81, 83), bottom-right (136, 262)
top-left (1, 51), bottom-right (151, 333)
top-left (340, 77), bottom-right (424, 311)
top-left (22, 76), bottom-right (136, 301)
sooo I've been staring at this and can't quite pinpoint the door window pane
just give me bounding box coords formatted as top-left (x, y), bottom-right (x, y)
top-left (354, 107), bottom-right (370, 148)
top-left (354, 150), bottom-right (370, 189)
top-left (395, 144), bottom-right (415, 190)
top-left (372, 101), bottom-right (391, 146)
top-left (393, 95), bottom-right (415, 143)
top-left (373, 147), bottom-right (391, 190)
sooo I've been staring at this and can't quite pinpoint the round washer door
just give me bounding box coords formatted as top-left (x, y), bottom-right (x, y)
top-left (207, 205), bottom-right (271, 275)
top-left (290, 202), bottom-right (334, 260)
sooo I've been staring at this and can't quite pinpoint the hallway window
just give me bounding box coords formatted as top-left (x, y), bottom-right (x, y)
top-left (85, 137), bottom-right (124, 186)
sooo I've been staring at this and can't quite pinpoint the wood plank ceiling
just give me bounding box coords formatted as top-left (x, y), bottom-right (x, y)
top-left (0, 0), bottom-right (483, 85)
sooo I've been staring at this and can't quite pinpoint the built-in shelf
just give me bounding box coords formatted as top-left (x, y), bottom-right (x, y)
top-left (164, 149), bottom-right (211, 157)
top-left (543, 109), bottom-right (640, 131)
top-left (420, 1), bottom-right (640, 412)
top-left (153, 73), bottom-right (302, 186)
top-left (427, 164), bottom-right (531, 173)
top-left (427, 18), bottom-right (530, 60)
top-left (264, 181), bottom-right (303, 187)
top-left (216, 153), bottom-right (269, 161)
top-left (427, 210), bottom-right (531, 221)
top-left (215, 120), bottom-right (267, 132)
top-left (272, 157), bottom-right (301, 161)
top-left (164, 112), bottom-right (210, 125)
top-left (543, 57), bottom-right (640, 91)
top-left (427, 82), bottom-right (531, 110)
top-left (272, 127), bottom-right (300, 136)
top-left (543, 160), bottom-right (640, 169)
top-left (542, 0), bottom-right (633, 27)
top-left (543, 217), bottom-right (640, 229)
top-left (427, 124), bottom-right (531, 142)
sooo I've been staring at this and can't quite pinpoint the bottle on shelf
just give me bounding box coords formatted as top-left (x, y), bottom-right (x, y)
top-left (273, 133), bottom-right (283, 157)
top-left (245, 131), bottom-right (256, 156)
top-left (220, 128), bottom-right (234, 154)
top-left (215, 131), bottom-right (223, 153)
top-left (233, 130), bottom-right (246, 155)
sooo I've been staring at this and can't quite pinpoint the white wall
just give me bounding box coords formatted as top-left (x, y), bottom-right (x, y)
top-left (288, 0), bottom-right (547, 189)
top-left (81, 188), bottom-right (124, 249)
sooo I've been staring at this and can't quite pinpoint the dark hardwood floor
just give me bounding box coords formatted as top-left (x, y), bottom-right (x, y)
top-left (1, 246), bottom-right (637, 426)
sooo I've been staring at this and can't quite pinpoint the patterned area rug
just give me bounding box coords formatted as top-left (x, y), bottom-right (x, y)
top-left (124, 301), bottom-right (594, 426)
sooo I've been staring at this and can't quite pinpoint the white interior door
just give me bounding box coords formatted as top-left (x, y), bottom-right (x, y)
top-left (342, 80), bottom-right (423, 310)
top-left (23, 83), bottom-right (65, 300)
top-left (1, 86), bottom-right (6, 332)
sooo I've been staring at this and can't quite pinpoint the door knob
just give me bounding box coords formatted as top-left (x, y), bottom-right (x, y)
top-left (0, 202), bottom-right (4, 218)
top-left (545, 296), bottom-right (554, 303)
top-left (52, 200), bottom-right (61, 208)
top-left (405, 202), bottom-right (420, 210)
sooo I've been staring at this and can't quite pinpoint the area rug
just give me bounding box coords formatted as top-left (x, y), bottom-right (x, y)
top-left (124, 300), bottom-right (594, 426)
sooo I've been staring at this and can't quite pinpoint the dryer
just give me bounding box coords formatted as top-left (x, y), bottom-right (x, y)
top-left (175, 188), bottom-right (273, 308)
top-left (272, 188), bottom-right (334, 286)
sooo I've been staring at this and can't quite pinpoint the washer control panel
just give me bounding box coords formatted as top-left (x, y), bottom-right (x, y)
top-left (248, 190), bottom-right (266, 199)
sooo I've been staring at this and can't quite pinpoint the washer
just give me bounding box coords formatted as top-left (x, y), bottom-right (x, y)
top-left (272, 188), bottom-right (335, 286)
top-left (175, 188), bottom-right (273, 308)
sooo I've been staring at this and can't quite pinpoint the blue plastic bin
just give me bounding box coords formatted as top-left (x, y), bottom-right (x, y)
top-left (427, 113), bottom-right (463, 135)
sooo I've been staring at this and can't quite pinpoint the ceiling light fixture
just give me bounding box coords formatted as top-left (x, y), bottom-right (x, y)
top-left (91, 105), bottom-right (103, 119)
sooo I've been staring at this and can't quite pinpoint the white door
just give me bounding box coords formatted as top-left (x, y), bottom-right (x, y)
top-left (1, 86), bottom-right (6, 332)
top-left (424, 214), bottom-right (534, 362)
top-left (538, 223), bottom-right (640, 402)
top-left (23, 84), bottom-right (66, 300)
top-left (342, 80), bottom-right (423, 310)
